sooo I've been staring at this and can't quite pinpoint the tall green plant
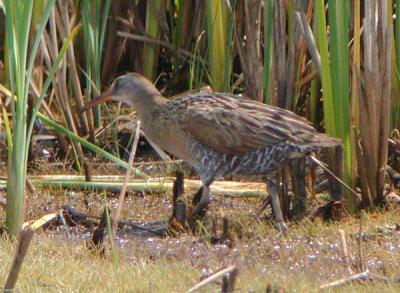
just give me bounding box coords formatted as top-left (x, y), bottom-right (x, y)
top-left (327, 0), bottom-right (354, 200)
top-left (143, 0), bottom-right (164, 80)
top-left (263, 0), bottom-right (274, 103)
top-left (396, 0), bottom-right (400, 75)
top-left (4, 0), bottom-right (52, 235)
top-left (205, 0), bottom-right (230, 91)
top-left (393, 0), bottom-right (400, 128)
top-left (189, 31), bottom-right (207, 91)
top-left (3, 0), bottom-right (76, 235)
top-left (81, 0), bottom-right (111, 128)
top-left (314, 0), bottom-right (355, 209)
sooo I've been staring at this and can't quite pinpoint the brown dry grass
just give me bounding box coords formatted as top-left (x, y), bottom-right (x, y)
top-left (1, 187), bottom-right (400, 292)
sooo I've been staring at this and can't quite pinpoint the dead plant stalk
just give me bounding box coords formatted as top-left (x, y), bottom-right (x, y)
top-left (112, 121), bottom-right (141, 239)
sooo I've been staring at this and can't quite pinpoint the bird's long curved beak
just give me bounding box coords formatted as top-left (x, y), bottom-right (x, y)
top-left (80, 90), bottom-right (113, 112)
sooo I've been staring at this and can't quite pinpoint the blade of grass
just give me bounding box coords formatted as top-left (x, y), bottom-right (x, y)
top-left (1, 82), bottom-right (139, 176)
top-left (392, 1), bottom-right (400, 128)
top-left (314, 0), bottom-right (336, 136)
top-left (26, 24), bottom-right (81, 162)
top-left (189, 30), bottom-right (207, 91)
top-left (351, 0), bottom-right (361, 191)
top-left (36, 112), bottom-right (140, 173)
top-left (143, 0), bottom-right (164, 80)
top-left (396, 0), bottom-right (400, 74)
top-left (205, 0), bottom-right (228, 91)
top-left (328, 0), bottom-right (354, 207)
top-left (315, 0), bottom-right (356, 209)
top-left (263, 0), bottom-right (274, 103)
top-left (82, 0), bottom-right (111, 128)
top-left (0, 97), bottom-right (12, 158)
top-left (4, 0), bottom-right (56, 236)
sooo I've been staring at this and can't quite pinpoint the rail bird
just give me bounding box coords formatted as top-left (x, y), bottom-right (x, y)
top-left (81, 73), bottom-right (341, 230)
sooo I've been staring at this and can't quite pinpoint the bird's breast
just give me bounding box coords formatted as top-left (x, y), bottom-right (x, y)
top-left (141, 121), bottom-right (196, 166)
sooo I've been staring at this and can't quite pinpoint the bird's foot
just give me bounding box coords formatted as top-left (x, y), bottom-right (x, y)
top-left (276, 221), bottom-right (288, 234)
top-left (190, 186), bottom-right (210, 219)
top-left (266, 175), bottom-right (288, 233)
top-left (190, 197), bottom-right (210, 219)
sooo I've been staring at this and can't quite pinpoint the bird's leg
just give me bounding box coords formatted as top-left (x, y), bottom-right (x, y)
top-left (192, 186), bottom-right (204, 205)
top-left (191, 184), bottom-right (211, 218)
top-left (266, 175), bottom-right (288, 233)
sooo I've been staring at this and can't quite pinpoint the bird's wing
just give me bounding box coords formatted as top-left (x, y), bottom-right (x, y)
top-left (181, 94), bottom-right (331, 156)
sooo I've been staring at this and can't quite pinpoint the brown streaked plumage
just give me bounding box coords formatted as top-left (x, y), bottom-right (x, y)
top-left (81, 73), bottom-right (341, 230)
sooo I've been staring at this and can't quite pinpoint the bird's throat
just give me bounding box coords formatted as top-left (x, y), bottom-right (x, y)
top-left (133, 94), bottom-right (167, 121)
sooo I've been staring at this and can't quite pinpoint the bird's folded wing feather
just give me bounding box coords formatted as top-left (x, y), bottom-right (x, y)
top-left (182, 96), bottom-right (326, 155)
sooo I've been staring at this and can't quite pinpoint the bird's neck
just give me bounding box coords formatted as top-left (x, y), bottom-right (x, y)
top-left (134, 94), bottom-right (168, 121)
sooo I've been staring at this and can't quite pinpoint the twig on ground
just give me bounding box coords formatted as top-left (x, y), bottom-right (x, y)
top-left (22, 212), bottom-right (59, 229)
top-left (58, 211), bottom-right (72, 240)
top-left (29, 176), bottom-right (267, 198)
top-left (4, 212), bottom-right (60, 291)
top-left (307, 201), bottom-right (343, 220)
top-left (358, 210), bottom-right (366, 271)
top-left (132, 159), bottom-right (182, 167)
top-left (62, 205), bottom-right (165, 236)
top-left (319, 270), bottom-right (392, 289)
top-left (339, 229), bottom-right (353, 274)
top-left (26, 177), bottom-right (36, 194)
top-left (186, 266), bottom-right (237, 293)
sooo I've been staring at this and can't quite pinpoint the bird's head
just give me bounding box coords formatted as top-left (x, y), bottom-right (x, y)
top-left (80, 73), bottom-right (161, 112)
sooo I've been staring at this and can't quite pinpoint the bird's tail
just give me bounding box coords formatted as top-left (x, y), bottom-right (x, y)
top-left (308, 133), bottom-right (343, 149)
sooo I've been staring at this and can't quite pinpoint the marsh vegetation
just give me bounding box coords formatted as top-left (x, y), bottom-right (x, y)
top-left (1, 0), bottom-right (400, 292)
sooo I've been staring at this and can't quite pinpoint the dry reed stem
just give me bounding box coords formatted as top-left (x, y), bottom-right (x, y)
top-left (58, 211), bottom-right (72, 240)
top-left (45, 3), bottom-right (88, 176)
top-left (338, 229), bottom-right (353, 274)
top-left (112, 121), bottom-right (141, 238)
top-left (358, 210), bottom-right (366, 271)
top-left (319, 270), bottom-right (391, 290)
top-left (117, 31), bottom-right (198, 61)
top-left (4, 228), bottom-right (35, 292)
top-left (295, 11), bottom-right (321, 73)
top-left (359, 1), bottom-right (392, 203)
top-left (233, 0), bottom-right (263, 101)
top-left (60, 2), bottom-right (90, 135)
top-left (309, 156), bottom-right (358, 199)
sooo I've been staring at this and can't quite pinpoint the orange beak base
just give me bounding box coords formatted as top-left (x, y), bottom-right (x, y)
top-left (80, 90), bottom-right (113, 112)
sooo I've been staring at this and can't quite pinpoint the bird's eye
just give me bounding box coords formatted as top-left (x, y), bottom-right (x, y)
top-left (113, 78), bottom-right (121, 89)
